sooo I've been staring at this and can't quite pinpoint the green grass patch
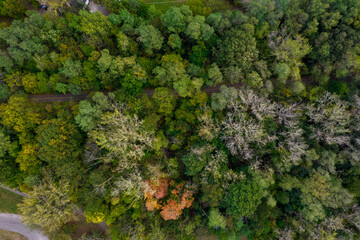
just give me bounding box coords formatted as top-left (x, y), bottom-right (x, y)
top-left (0, 230), bottom-right (27, 240)
top-left (0, 187), bottom-right (24, 214)
top-left (145, 0), bottom-right (187, 12)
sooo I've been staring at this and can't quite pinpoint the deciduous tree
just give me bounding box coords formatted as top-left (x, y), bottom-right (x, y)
top-left (18, 176), bottom-right (76, 233)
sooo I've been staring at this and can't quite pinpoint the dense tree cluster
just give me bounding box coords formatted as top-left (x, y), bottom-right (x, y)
top-left (0, 0), bottom-right (359, 239)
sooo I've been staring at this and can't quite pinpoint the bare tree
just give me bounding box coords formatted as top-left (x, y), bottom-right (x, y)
top-left (306, 92), bottom-right (352, 146)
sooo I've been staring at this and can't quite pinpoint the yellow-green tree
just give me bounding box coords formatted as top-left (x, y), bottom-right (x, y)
top-left (18, 175), bottom-right (76, 233)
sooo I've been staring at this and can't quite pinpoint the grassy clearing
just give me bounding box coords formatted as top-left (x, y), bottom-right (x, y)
top-left (145, 0), bottom-right (187, 12)
top-left (0, 187), bottom-right (24, 214)
top-left (0, 230), bottom-right (27, 240)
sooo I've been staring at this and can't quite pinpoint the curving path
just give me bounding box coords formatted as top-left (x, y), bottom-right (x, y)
top-left (0, 213), bottom-right (48, 240)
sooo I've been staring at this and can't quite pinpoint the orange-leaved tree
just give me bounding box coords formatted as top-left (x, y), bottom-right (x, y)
top-left (144, 179), bottom-right (194, 220)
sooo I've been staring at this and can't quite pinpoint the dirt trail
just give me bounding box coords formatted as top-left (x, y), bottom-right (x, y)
top-left (29, 83), bottom-right (244, 103)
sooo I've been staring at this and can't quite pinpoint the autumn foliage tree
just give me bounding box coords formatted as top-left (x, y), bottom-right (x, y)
top-left (144, 180), bottom-right (194, 221)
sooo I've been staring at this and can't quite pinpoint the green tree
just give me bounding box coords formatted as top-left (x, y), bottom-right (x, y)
top-left (182, 150), bottom-right (207, 176)
top-left (207, 63), bottom-right (223, 86)
top-left (135, 25), bottom-right (164, 54)
top-left (270, 34), bottom-right (311, 81)
top-left (75, 92), bottom-right (111, 132)
top-left (116, 31), bottom-right (138, 56)
top-left (161, 6), bottom-right (193, 33)
top-left (208, 208), bottom-right (226, 229)
top-left (78, 10), bottom-right (112, 46)
top-left (185, 15), bottom-right (214, 41)
top-left (167, 34), bottom-right (182, 49)
top-left (55, 83), bottom-right (68, 94)
top-left (60, 59), bottom-right (82, 79)
top-left (37, 118), bottom-right (83, 178)
top-left (0, 83), bottom-right (10, 101)
top-left (152, 54), bottom-right (187, 87)
top-left (0, 12), bottom-right (51, 66)
top-left (216, 28), bottom-right (258, 72)
top-left (246, 71), bottom-right (263, 88)
top-left (0, 0), bottom-right (26, 18)
top-left (0, 95), bottom-right (41, 133)
top-left (190, 42), bottom-right (210, 66)
top-left (152, 87), bottom-right (176, 116)
top-left (0, 50), bottom-right (13, 73)
top-left (225, 180), bottom-right (262, 218)
top-left (22, 72), bottom-right (39, 94)
top-left (210, 85), bottom-right (238, 111)
top-left (273, 62), bottom-right (291, 85)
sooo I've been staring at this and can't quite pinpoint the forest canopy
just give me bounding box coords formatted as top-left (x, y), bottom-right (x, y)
top-left (0, 0), bottom-right (359, 239)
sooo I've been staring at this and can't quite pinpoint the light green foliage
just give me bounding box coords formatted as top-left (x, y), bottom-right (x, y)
top-left (185, 15), bottom-right (214, 41)
top-left (96, 49), bottom-right (136, 88)
top-left (274, 62), bottom-right (291, 85)
top-left (97, 49), bottom-right (113, 73)
top-left (116, 31), bottom-right (138, 55)
top-left (207, 63), bottom-right (223, 86)
top-left (225, 180), bottom-right (262, 218)
top-left (271, 34), bottom-right (311, 81)
top-left (78, 10), bottom-right (112, 46)
top-left (0, 12), bottom-right (50, 65)
top-left (291, 81), bottom-right (305, 95)
top-left (152, 87), bottom-right (176, 116)
top-left (208, 208), bottom-right (226, 229)
top-left (18, 176), bottom-right (75, 233)
top-left (167, 33), bottom-right (182, 49)
top-left (90, 106), bottom-right (154, 169)
top-left (76, 101), bottom-right (97, 132)
top-left (246, 71), bottom-right (263, 88)
top-left (161, 6), bottom-right (193, 33)
top-left (136, 25), bottom-right (164, 54)
top-left (173, 76), bottom-right (204, 97)
top-left (55, 83), bottom-right (68, 94)
top-left (273, 35), bottom-right (312, 65)
top-left (89, 106), bottom-right (155, 201)
top-left (60, 59), bottom-right (82, 78)
top-left (0, 96), bottom-right (41, 133)
top-left (211, 85), bottom-right (238, 111)
top-left (153, 54), bottom-right (187, 86)
top-left (217, 28), bottom-right (258, 72)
